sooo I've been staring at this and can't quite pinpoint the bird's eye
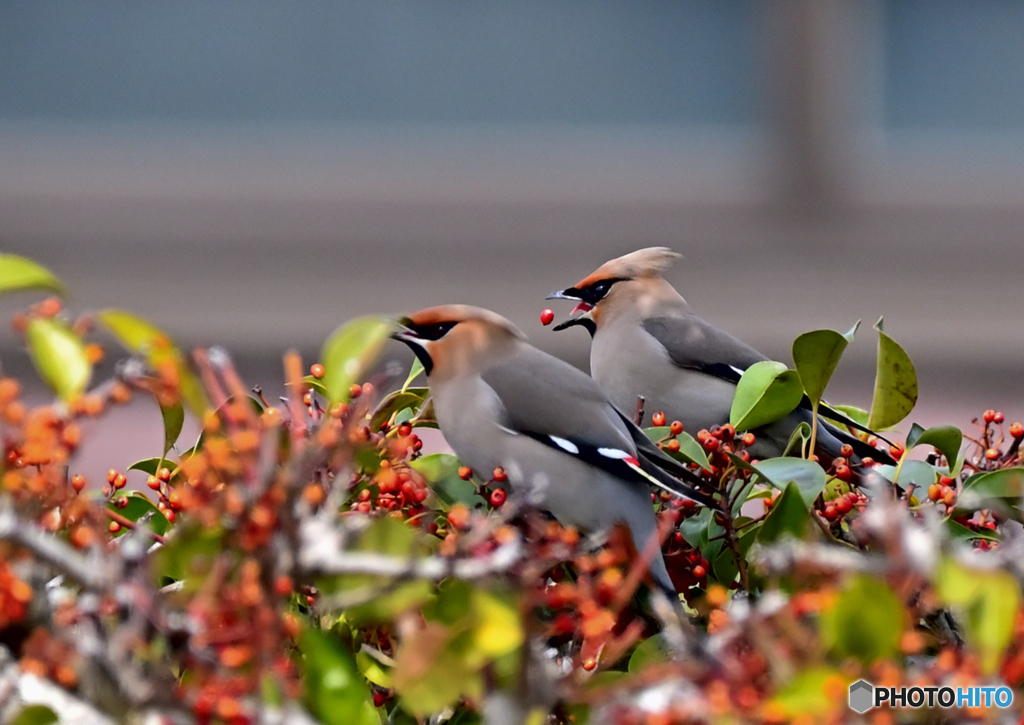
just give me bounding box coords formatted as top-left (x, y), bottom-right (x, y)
top-left (411, 321), bottom-right (458, 340)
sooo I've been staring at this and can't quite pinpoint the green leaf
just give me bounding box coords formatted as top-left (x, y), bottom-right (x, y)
top-left (6, 705), bottom-right (59, 725)
top-left (821, 575), bottom-right (905, 664)
top-left (320, 316), bottom-right (393, 405)
top-left (867, 320), bottom-right (917, 430)
top-left (108, 492), bottom-right (171, 537)
top-left (370, 388), bottom-right (428, 431)
top-left (628, 634), bottom-right (671, 673)
top-left (644, 427), bottom-right (709, 469)
top-left (153, 526), bottom-right (224, 587)
top-left (823, 404), bottom-right (870, 428)
top-left (905, 423), bottom-right (962, 468)
top-left (393, 623), bottom-right (479, 717)
top-left (729, 361), bottom-right (804, 432)
top-left (945, 519), bottom-right (1000, 543)
top-left (792, 325), bottom-right (857, 406)
top-left (356, 649), bottom-right (394, 688)
top-left (25, 317), bottom-right (91, 401)
top-left (128, 457), bottom-right (163, 476)
top-left (756, 482), bottom-right (809, 543)
top-left (161, 400), bottom-right (185, 454)
top-left (678, 506), bottom-right (713, 549)
top-left (936, 558), bottom-right (1021, 674)
top-left (748, 457), bottom-right (828, 509)
top-left (769, 668), bottom-right (848, 718)
top-left (410, 453), bottom-right (478, 507)
top-left (468, 589), bottom-right (523, 662)
top-left (876, 460), bottom-right (939, 488)
top-left (402, 357), bottom-right (425, 391)
top-left (0, 254), bottom-right (64, 296)
top-left (99, 309), bottom-right (209, 416)
top-left (957, 468), bottom-right (1024, 522)
top-left (299, 627), bottom-right (377, 725)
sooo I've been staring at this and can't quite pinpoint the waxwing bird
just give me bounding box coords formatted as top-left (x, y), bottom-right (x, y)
top-left (547, 248), bottom-right (895, 466)
top-left (391, 304), bottom-right (716, 599)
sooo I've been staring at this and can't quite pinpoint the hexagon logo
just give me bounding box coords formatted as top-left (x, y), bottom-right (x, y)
top-left (849, 679), bottom-right (874, 714)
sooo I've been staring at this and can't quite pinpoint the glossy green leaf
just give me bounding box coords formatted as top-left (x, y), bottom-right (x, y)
top-left (905, 423), bottom-right (962, 468)
top-left (749, 457), bottom-right (828, 509)
top-left (876, 460), bottom-right (938, 488)
top-left (320, 316), bottom-right (393, 405)
top-left (299, 627), bottom-right (377, 725)
top-left (25, 317), bottom-right (91, 401)
top-left (98, 309), bottom-right (209, 416)
top-left (410, 453), bottom-right (477, 507)
top-left (108, 491), bottom-right (171, 537)
top-left (394, 622), bottom-right (479, 717)
top-left (355, 649), bottom-right (394, 688)
top-left (867, 320), bottom-right (917, 430)
top-left (0, 254), bottom-right (64, 296)
top-left (6, 705), bottom-right (59, 725)
top-left (792, 324), bottom-right (857, 405)
top-left (936, 558), bottom-right (1020, 674)
top-left (756, 483), bottom-right (808, 543)
top-left (961, 468), bottom-right (1024, 500)
top-left (945, 519), bottom-right (999, 543)
top-left (128, 457), bottom-right (163, 475)
top-left (161, 400), bottom-right (185, 454)
top-left (644, 427), bottom-right (709, 469)
top-left (821, 575), bottom-right (905, 664)
top-left (153, 526), bottom-right (224, 588)
top-left (769, 668), bottom-right (848, 718)
top-left (628, 634), bottom-right (671, 673)
top-left (824, 404), bottom-right (870, 428)
top-left (370, 387), bottom-right (428, 431)
top-left (402, 357), bottom-right (425, 390)
top-left (678, 506), bottom-right (713, 549)
top-left (730, 361), bottom-right (804, 432)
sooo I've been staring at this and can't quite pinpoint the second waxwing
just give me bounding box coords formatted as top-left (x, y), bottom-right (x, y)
top-left (391, 304), bottom-right (716, 600)
top-left (547, 248), bottom-right (895, 467)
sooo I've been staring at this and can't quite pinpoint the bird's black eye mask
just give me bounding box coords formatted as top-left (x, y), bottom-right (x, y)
top-left (397, 319), bottom-right (459, 341)
top-left (556, 277), bottom-right (627, 307)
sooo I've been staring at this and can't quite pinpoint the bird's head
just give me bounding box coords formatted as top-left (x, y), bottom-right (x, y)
top-left (547, 247), bottom-right (681, 333)
top-left (392, 305), bottom-right (525, 379)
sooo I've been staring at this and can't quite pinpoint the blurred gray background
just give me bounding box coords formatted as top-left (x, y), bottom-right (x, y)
top-left (1, 1), bottom-right (1022, 476)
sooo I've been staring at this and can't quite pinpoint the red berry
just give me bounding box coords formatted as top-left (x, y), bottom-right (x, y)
top-left (398, 423), bottom-right (412, 437)
top-left (889, 444), bottom-right (904, 460)
top-left (1011, 422), bottom-right (1024, 439)
top-left (147, 475), bottom-right (161, 490)
top-left (540, 309), bottom-right (555, 326)
top-left (158, 467), bottom-right (172, 482)
top-left (310, 363), bottom-right (325, 379)
top-left (840, 444), bottom-right (854, 458)
top-left (492, 467), bottom-right (508, 483)
top-left (458, 466), bottom-right (473, 480)
top-left (107, 468), bottom-right (119, 484)
top-left (651, 411), bottom-right (666, 427)
top-left (986, 448), bottom-right (1000, 461)
top-left (824, 505), bottom-right (837, 521)
top-left (113, 473), bottom-right (126, 490)
top-left (741, 432), bottom-right (756, 447)
top-left (490, 489), bottom-right (507, 507)
top-left (692, 565), bottom-right (706, 579)
top-left (697, 429), bottom-right (711, 444)
top-left (719, 424), bottom-right (735, 441)
top-left (703, 437), bottom-right (720, 453)
top-left (994, 411), bottom-right (1005, 424)
top-left (984, 409), bottom-right (996, 423)
top-left (373, 691), bottom-right (387, 708)
top-left (834, 464), bottom-right (852, 482)
top-left (71, 474), bottom-right (85, 493)
top-left (669, 420), bottom-right (683, 436)
top-left (835, 497), bottom-right (852, 514)
top-left (861, 457), bottom-right (875, 467)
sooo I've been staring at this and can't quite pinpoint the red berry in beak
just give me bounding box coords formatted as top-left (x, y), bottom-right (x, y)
top-left (540, 309), bottom-right (555, 326)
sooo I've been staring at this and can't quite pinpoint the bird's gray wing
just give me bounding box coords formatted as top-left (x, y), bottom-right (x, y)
top-left (642, 315), bottom-right (767, 384)
top-left (480, 346), bottom-right (715, 505)
top-left (643, 315), bottom-right (894, 451)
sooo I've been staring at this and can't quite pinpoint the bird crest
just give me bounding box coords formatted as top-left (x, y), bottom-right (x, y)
top-left (575, 247), bottom-right (680, 288)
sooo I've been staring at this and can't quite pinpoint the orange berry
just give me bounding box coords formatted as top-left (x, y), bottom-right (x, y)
top-left (582, 657), bottom-right (597, 671)
top-left (71, 474), bottom-right (86, 493)
top-left (147, 475), bottom-right (161, 490)
top-left (310, 363), bottom-right (325, 379)
top-left (113, 473), bottom-right (126, 489)
top-left (158, 467), bottom-right (172, 482)
top-left (38, 297), bottom-right (62, 317)
top-left (692, 564), bottom-right (706, 578)
top-left (107, 469), bottom-right (119, 484)
top-left (983, 409), bottom-right (996, 423)
top-left (109, 521), bottom-right (121, 534)
top-left (928, 484), bottom-right (942, 501)
top-left (458, 466), bottom-right (473, 480)
top-left (669, 420), bottom-right (683, 435)
top-left (492, 467), bottom-right (508, 482)
top-left (986, 448), bottom-right (1000, 461)
top-left (349, 384), bottom-right (362, 399)
top-left (447, 504), bottom-right (471, 531)
top-left (1009, 422), bottom-right (1024, 439)
top-left (651, 411), bottom-right (666, 427)
top-left (667, 439), bottom-right (680, 453)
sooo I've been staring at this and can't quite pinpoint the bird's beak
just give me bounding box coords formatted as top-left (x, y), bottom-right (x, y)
top-left (545, 289), bottom-right (579, 301)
